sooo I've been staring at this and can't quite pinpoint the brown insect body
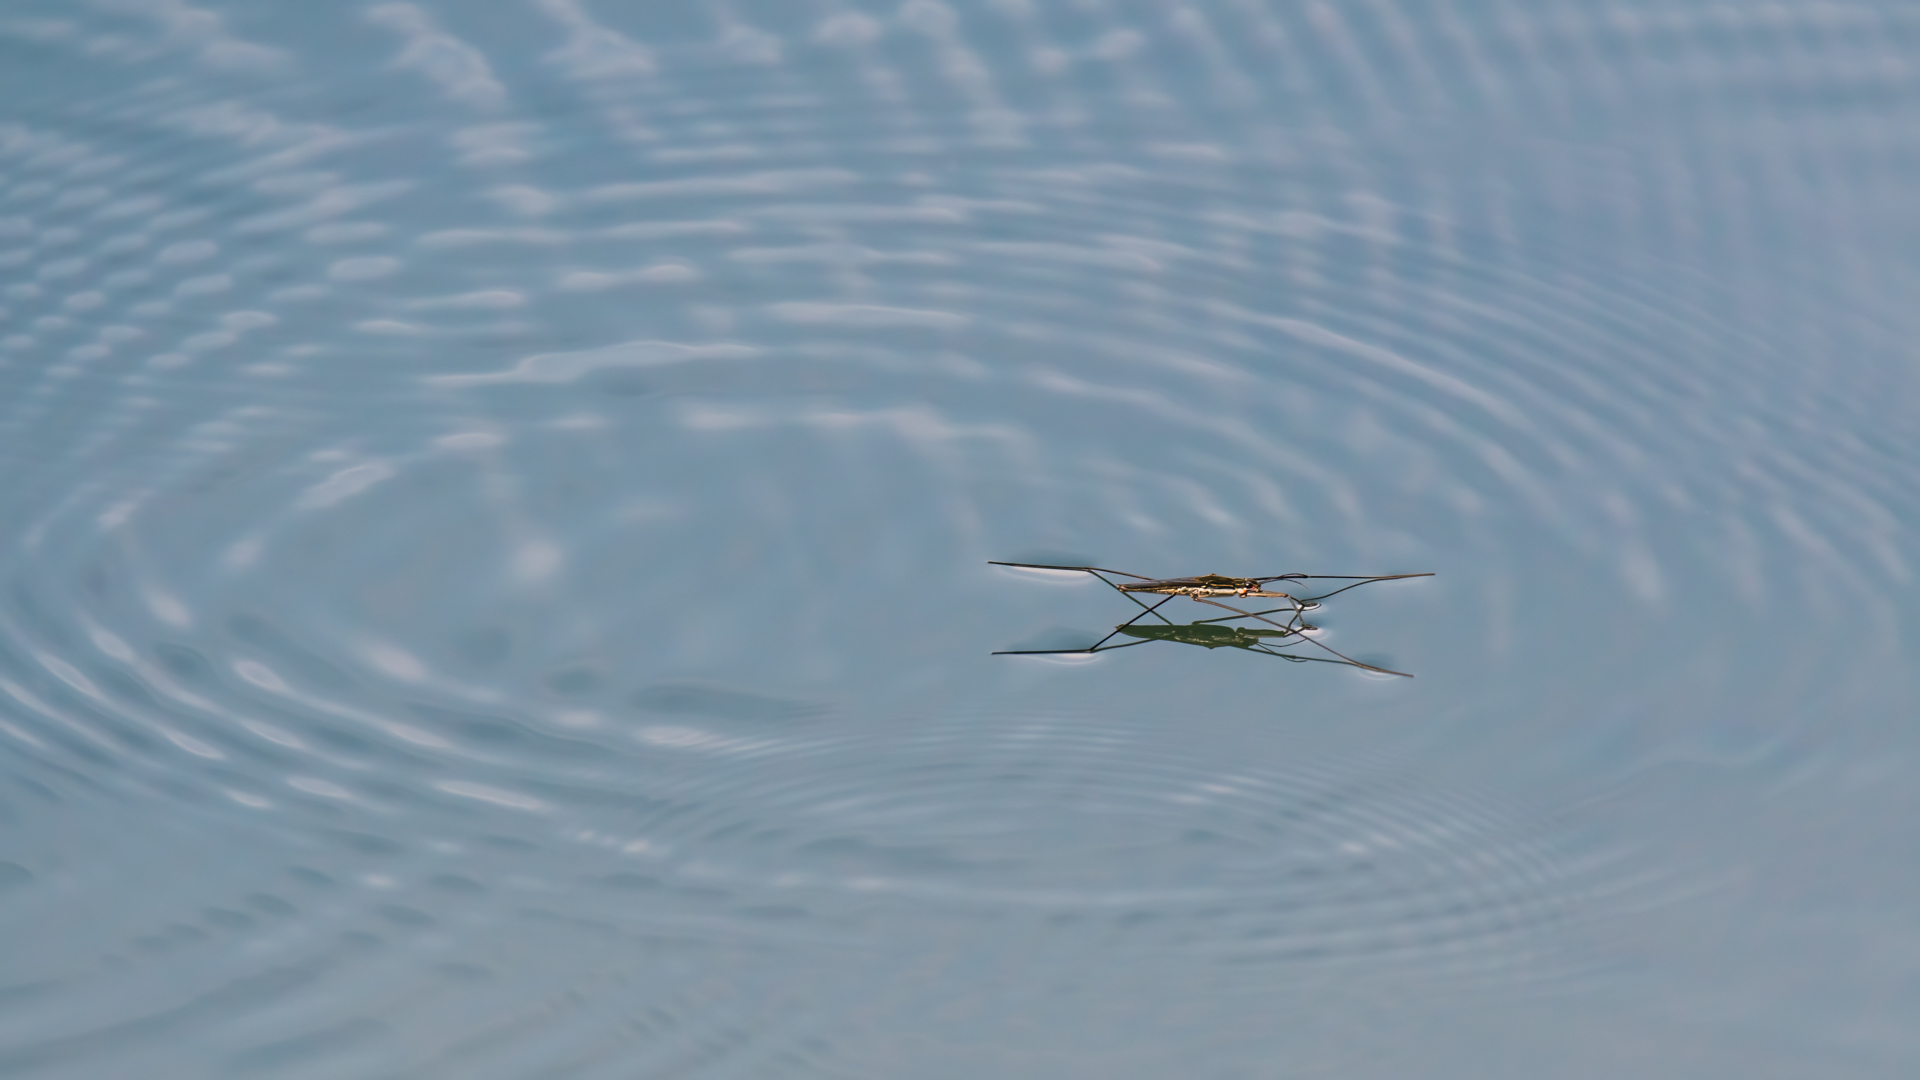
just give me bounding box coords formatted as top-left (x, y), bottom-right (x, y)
top-left (1114, 574), bottom-right (1296, 599)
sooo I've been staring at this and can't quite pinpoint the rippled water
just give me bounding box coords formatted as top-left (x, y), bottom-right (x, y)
top-left (3, 1), bottom-right (1917, 1076)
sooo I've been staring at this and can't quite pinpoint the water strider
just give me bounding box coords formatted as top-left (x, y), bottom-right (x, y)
top-left (988, 562), bottom-right (1433, 676)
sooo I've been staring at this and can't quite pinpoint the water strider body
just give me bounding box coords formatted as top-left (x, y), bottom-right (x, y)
top-left (987, 561), bottom-right (1433, 675)
top-left (1113, 573), bottom-right (1306, 600)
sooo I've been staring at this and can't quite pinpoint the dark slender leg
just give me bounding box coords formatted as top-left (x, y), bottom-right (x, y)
top-left (1248, 645), bottom-right (1310, 663)
top-left (987, 561), bottom-right (1155, 580)
top-left (993, 638), bottom-right (1155, 655)
top-left (1082, 595), bottom-right (1176, 650)
top-left (1110, 593), bottom-right (1176, 629)
top-left (1188, 597), bottom-right (1409, 674)
top-left (1188, 597), bottom-right (1301, 633)
top-left (1280, 632), bottom-right (1412, 676)
top-left (1297, 573), bottom-right (1434, 604)
top-left (1088, 574), bottom-right (1178, 625)
top-left (1192, 604), bottom-right (1305, 626)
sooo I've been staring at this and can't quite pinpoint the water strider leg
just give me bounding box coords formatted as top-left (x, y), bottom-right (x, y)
top-left (1089, 574), bottom-right (1178, 626)
top-left (987, 561), bottom-right (1154, 580)
top-left (1111, 593), bottom-right (1176, 628)
top-left (993, 638), bottom-right (1155, 656)
top-left (1188, 596), bottom-right (1410, 675)
top-left (1188, 596), bottom-right (1300, 633)
top-left (1192, 604), bottom-right (1307, 627)
top-left (1079, 595), bottom-right (1177, 650)
top-left (1295, 573), bottom-right (1435, 604)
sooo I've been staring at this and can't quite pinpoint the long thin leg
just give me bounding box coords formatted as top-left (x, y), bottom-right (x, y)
top-left (1187, 597), bottom-right (1411, 676)
top-left (1187, 596), bottom-right (1302, 632)
top-left (1187, 596), bottom-right (1310, 635)
top-left (1248, 646), bottom-right (1373, 668)
top-left (1246, 644), bottom-right (1309, 662)
top-left (1106, 588), bottom-right (1177, 624)
top-left (988, 563), bottom-right (1180, 655)
top-left (991, 588), bottom-right (1172, 655)
top-left (1285, 636), bottom-right (1412, 676)
top-left (987, 561), bottom-right (1155, 580)
top-left (1085, 573), bottom-right (1178, 626)
top-left (1192, 604), bottom-right (1307, 626)
top-left (984, 562), bottom-right (1177, 624)
top-left (1296, 573), bottom-right (1435, 603)
top-left (992, 638), bottom-right (1156, 655)
top-left (1079, 595), bottom-right (1176, 650)
top-left (1182, 591), bottom-right (1305, 634)
top-left (1287, 573), bottom-right (1435, 581)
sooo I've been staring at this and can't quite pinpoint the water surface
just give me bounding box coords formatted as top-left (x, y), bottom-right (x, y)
top-left (2, 1), bottom-right (1917, 1077)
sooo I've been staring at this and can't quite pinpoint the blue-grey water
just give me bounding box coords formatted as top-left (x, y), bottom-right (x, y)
top-left (2, 1), bottom-right (1916, 1076)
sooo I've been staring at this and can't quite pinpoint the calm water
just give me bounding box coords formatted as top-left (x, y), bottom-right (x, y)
top-left (2, 1), bottom-right (1917, 1076)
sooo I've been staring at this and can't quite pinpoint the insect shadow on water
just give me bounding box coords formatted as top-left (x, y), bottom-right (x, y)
top-left (989, 563), bottom-right (1434, 677)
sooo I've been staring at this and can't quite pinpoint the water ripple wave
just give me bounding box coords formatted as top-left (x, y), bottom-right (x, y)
top-left (2, 0), bottom-right (1915, 1075)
